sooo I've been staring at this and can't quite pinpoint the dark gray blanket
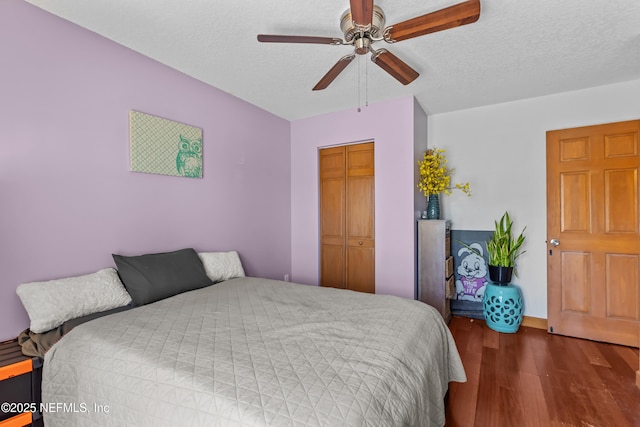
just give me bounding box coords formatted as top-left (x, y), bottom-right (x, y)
top-left (18, 305), bottom-right (132, 358)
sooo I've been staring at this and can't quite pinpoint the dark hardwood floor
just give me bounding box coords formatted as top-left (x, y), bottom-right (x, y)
top-left (445, 316), bottom-right (640, 427)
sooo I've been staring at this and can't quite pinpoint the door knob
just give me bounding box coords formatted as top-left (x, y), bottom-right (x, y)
top-left (550, 239), bottom-right (560, 246)
top-left (358, 241), bottom-right (363, 245)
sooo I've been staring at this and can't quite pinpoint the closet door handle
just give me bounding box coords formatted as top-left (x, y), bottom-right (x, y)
top-left (358, 241), bottom-right (363, 245)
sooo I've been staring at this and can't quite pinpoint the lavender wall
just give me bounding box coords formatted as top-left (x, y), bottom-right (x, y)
top-left (290, 96), bottom-right (424, 300)
top-left (413, 99), bottom-right (429, 298)
top-left (0, 1), bottom-right (291, 341)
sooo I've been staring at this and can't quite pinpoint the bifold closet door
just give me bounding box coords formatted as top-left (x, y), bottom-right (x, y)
top-left (320, 143), bottom-right (375, 293)
top-left (320, 146), bottom-right (347, 289)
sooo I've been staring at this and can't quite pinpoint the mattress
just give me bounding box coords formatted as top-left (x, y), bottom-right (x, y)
top-left (43, 277), bottom-right (466, 426)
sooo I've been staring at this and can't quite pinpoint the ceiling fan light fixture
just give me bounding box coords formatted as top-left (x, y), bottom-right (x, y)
top-left (354, 37), bottom-right (371, 55)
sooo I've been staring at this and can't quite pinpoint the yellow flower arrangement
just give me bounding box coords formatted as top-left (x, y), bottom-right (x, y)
top-left (418, 148), bottom-right (471, 197)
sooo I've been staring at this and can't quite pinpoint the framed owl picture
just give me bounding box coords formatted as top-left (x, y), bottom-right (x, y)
top-left (129, 111), bottom-right (203, 178)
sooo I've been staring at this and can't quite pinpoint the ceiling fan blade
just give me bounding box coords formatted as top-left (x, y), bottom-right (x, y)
top-left (371, 49), bottom-right (419, 85)
top-left (350, 0), bottom-right (374, 27)
top-left (386, 0), bottom-right (480, 42)
top-left (313, 55), bottom-right (356, 91)
top-left (257, 35), bottom-right (343, 45)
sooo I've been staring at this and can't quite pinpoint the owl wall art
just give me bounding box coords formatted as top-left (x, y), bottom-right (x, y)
top-left (176, 135), bottom-right (202, 178)
top-left (129, 110), bottom-right (203, 178)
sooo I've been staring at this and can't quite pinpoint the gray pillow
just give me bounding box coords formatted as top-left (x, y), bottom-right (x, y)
top-left (113, 248), bottom-right (212, 306)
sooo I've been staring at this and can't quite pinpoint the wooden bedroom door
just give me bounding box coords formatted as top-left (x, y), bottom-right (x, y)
top-left (319, 143), bottom-right (375, 293)
top-left (546, 120), bottom-right (640, 347)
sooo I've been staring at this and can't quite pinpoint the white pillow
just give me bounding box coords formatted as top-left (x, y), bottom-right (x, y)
top-left (197, 251), bottom-right (246, 282)
top-left (16, 268), bottom-right (132, 333)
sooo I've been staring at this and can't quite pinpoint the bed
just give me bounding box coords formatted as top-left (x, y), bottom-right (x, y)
top-left (17, 250), bottom-right (466, 427)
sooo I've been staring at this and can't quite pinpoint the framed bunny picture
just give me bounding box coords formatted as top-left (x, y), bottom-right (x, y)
top-left (450, 230), bottom-right (493, 318)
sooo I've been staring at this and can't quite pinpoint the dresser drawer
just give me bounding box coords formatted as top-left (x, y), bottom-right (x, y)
top-left (445, 256), bottom-right (454, 278)
top-left (445, 236), bottom-right (451, 257)
top-left (445, 276), bottom-right (455, 299)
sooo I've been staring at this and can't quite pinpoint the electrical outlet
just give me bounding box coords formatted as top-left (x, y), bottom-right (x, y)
top-left (284, 274), bottom-right (290, 282)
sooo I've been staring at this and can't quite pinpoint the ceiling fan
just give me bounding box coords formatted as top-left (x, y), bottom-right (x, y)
top-left (257, 0), bottom-right (480, 91)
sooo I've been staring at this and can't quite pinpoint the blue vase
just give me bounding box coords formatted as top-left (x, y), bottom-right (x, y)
top-left (482, 283), bottom-right (523, 333)
top-left (426, 194), bottom-right (440, 219)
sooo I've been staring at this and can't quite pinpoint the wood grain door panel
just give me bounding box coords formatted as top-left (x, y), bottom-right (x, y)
top-left (320, 147), bottom-right (346, 288)
top-left (347, 176), bottom-right (374, 239)
top-left (346, 143), bottom-right (375, 293)
top-left (321, 177), bottom-right (345, 241)
top-left (605, 168), bottom-right (638, 233)
top-left (560, 251), bottom-right (590, 313)
top-left (547, 120), bottom-right (640, 347)
top-left (560, 171), bottom-right (591, 232)
top-left (605, 253), bottom-right (638, 320)
top-left (321, 243), bottom-right (345, 289)
top-left (347, 246), bottom-right (375, 293)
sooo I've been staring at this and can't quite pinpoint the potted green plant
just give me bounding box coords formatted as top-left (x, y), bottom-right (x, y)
top-left (486, 211), bottom-right (526, 285)
top-left (459, 211), bottom-right (526, 332)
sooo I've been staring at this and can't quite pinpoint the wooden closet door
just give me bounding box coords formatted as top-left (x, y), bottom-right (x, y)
top-left (346, 143), bottom-right (375, 293)
top-left (319, 143), bottom-right (375, 293)
top-left (320, 146), bottom-right (346, 289)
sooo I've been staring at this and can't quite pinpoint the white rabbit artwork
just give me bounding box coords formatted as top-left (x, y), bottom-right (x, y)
top-left (455, 243), bottom-right (488, 302)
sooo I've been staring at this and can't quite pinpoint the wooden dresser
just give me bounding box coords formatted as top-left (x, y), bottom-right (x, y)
top-left (417, 220), bottom-right (454, 323)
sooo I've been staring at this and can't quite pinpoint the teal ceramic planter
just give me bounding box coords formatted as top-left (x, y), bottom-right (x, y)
top-left (483, 282), bottom-right (523, 333)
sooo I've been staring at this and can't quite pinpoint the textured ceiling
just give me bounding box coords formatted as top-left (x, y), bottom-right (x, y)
top-left (25, 0), bottom-right (640, 121)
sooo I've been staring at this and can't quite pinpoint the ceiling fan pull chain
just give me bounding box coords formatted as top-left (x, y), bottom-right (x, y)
top-left (357, 55), bottom-right (362, 112)
top-left (365, 54), bottom-right (369, 108)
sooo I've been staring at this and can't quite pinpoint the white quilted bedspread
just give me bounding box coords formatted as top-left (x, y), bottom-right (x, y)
top-left (43, 278), bottom-right (466, 426)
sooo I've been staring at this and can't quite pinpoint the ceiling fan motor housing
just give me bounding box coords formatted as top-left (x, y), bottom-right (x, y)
top-left (340, 5), bottom-right (386, 45)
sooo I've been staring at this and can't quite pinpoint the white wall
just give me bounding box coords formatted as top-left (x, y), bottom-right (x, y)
top-left (428, 78), bottom-right (640, 318)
